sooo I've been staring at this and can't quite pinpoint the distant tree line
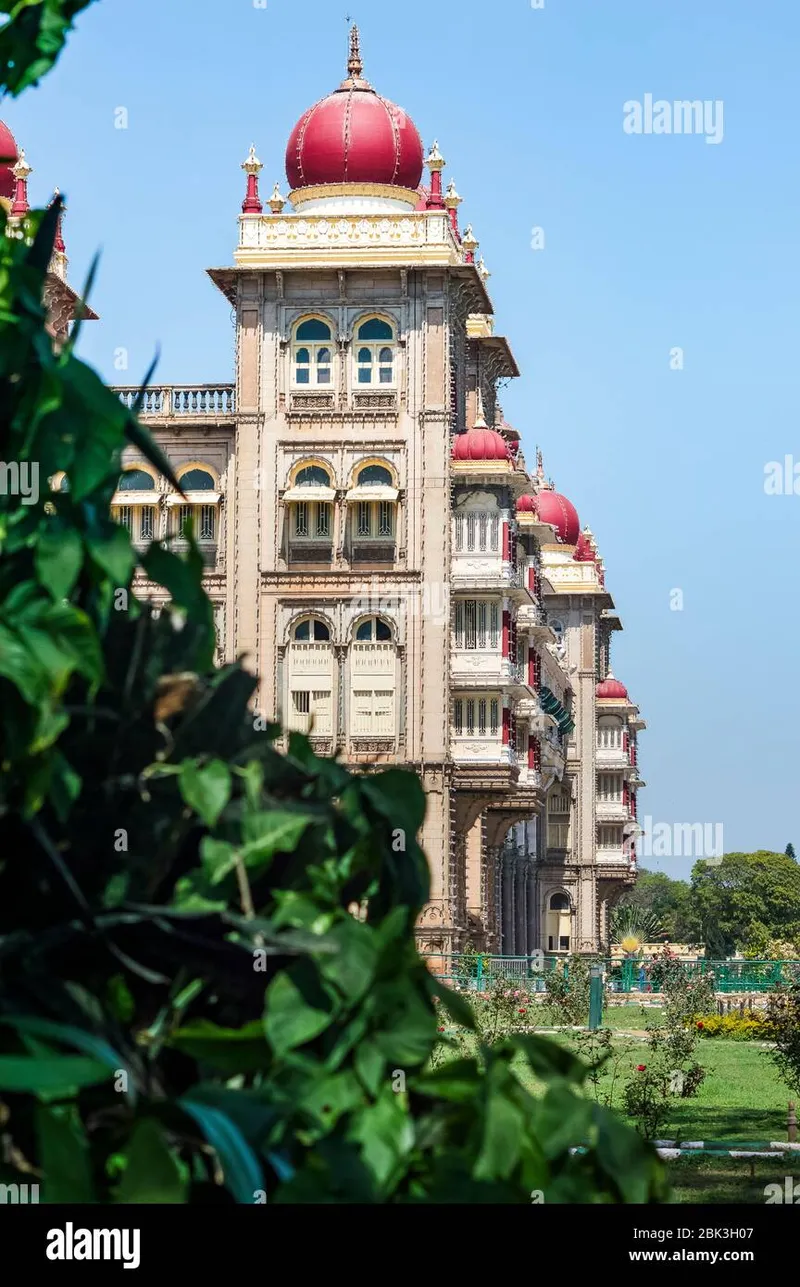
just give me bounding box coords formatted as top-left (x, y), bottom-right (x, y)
top-left (616, 849), bottom-right (800, 958)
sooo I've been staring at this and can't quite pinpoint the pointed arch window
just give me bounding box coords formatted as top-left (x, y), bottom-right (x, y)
top-left (286, 463), bottom-right (335, 548)
top-left (349, 616), bottom-right (397, 740)
top-left (346, 461), bottom-right (398, 547)
top-left (293, 318), bottom-right (334, 387)
top-left (112, 467), bottom-right (158, 545)
top-left (168, 466), bottom-right (220, 547)
top-left (355, 318), bottom-right (396, 387)
top-left (287, 617), bottom-right (333, 736)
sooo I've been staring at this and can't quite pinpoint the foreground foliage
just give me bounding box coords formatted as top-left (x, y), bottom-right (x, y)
top-left (0, 1), bottom-right (666, 1204)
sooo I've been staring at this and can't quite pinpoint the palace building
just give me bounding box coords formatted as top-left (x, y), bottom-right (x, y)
top-left (13, 28), bottom-right (646, 956)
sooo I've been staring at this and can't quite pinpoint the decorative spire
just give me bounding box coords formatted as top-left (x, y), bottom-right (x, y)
top-left (269, 182), bottom-right (286, 214)
top-left (348, 23), bottom-right (363, 78)
top-left (473, 387), bottom-right (489, 429)
top-left (535, 448), bottom-right (546, 486)
top-left (340, 23), bottom-right (371, 90)
top-left (10, 148), bottom-right (31, 220)
top-left (477, 256), bottom-right (490, 283)
top-left (241, 145), bottom-right (263, 214)
top-left (444, 178), bottom-right (462, 227)
top-left (425, 140), bottom-right (446, 210)
top-left (52, 188), bottom-right (66, 253)
top-left (462, 223), bottom-right (478, 264)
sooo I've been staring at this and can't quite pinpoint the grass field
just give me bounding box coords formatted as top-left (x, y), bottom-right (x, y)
top-left (566, 1017), bottom-right (799, 1203)
top-left (442, 1000), bottom-right (800, 1202)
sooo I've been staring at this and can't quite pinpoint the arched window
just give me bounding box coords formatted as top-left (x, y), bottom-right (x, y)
top-left (355, 617), bottom-right (393, 643)
top-left (112, 468), bottom-right (158, 545)
top-left (118, 469), bottom-right (155, 491)
top-left (355, 318), bottom-right (396, 387)
top-left (169, 465), bottom-right (220, 548)
top-left (357, 464), bottom-right (393, 488)
top-left (293, 617), bottom-right (330, 643)
top-left (347, 460), bottom-right (398, 549)
top-left (293, 318), bottom-right (333, 387)
top-left (350, 615), bottom-right (397, 741)
top-left (287, 617), bottom-right (333, 736)
top-left (546, 892), bottom-right (572, 952)
top-left (296, 465), bottom-right (331, 488)
top-left (179, 468), bottom-right (215, 491)
top-left (287, 463), bottom-right (334, 548)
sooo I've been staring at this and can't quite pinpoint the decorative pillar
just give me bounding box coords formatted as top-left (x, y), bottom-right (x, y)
top-left (515, 857), bottom-right (528, 956)
top-left (425, 140), bottom-right (446, 209)
top-left (502, 705), bottom-right (510, 746)
top-left (502, 847), bottom-right (514, 954)
top-left (241, 145), bottom-right (263, 214)
top-left (444, 179), bottom-right (462, 237)
top-left (462, 225), bottom-right (478, 265)
top-left (335, 646), bottom-right (347, 748)
top-left (502, 610), bottom-right (510, 658)
top-left (10, 149), bottom-right (31, 223)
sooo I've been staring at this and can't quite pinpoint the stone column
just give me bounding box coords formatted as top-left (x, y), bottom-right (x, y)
top-left (515, 858), bottom-right (528, 957)
top-left (502, 848), bottom-right (514, 955)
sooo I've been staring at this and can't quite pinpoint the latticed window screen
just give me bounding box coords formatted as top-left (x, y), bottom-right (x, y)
top-left (455, 511), bottom-right (500, 554)
top-left (357, 502), bottom-right (371, 537)
top-left (316, 504), bottom-right (331, 538)
top-left (140, 507), bottom-right (155, 541)
top-left (294, 503), bottom-right (309, 538)
top-left (454, 600), bottom-right (501, 650)
top-left (453, 698), bottom-right (501, 738)
top-left (199, 505), bottom-right (216, 541)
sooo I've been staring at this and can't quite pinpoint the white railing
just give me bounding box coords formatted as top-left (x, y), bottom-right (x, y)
top-left (115, 385), bottom-right (235, 418)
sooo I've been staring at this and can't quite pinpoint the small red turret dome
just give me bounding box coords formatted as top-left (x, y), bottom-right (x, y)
top-left (0, 120), bottom-right (19, 200)
top-left (596, 675), bottom-right (629, 700)
top-left (530, 491), bottom-right (580, 544)
top-left (574, 531), bottom-right (596, 562)
top-left (452, 426), bottom-right (511, 462)
top-left (286, 29), bottom-right (424, 192)
top-left (517, 494), bottom-right (536, 512)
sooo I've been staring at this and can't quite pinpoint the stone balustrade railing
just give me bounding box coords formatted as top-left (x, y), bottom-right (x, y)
top-left (114, 385), bottom-right (235, 418)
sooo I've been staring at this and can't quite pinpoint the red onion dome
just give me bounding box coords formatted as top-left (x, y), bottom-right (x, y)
top-left (452, 427), bottom-right (511, 462)
top-left (596, 675), bottom-right (629, 700)
top-left (286, 29), bottom-right (423, 191)
top-left (0, 120), bottom-right (19, 200)
top-left (530, 491), bottom-right (580, 544)
top-left (574, 532), bottom-right (596, 562)
top-left (517, 494), bottom-right (536, 512)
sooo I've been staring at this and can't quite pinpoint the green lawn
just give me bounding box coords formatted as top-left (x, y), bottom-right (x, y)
top-left (564, 1024), bottom-right (800, 1203)
top-left (439, 1000), bottom-right (800, 1201)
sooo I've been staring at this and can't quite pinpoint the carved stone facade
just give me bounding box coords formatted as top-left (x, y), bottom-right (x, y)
top-left (106, 31), bottom-right (645, 956)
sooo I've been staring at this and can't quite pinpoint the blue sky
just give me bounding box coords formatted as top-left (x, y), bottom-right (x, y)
top-left (8, 0), bottom-right (799, 878)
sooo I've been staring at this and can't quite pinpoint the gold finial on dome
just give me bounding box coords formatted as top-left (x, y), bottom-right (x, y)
top-left (444, 179), bottom-right (462, 208)
top-left (462, 224), bottom-right (478, 264)
top-left (425, 140), bottom-right (445, 172)
top-left (348, 23), bottom-right (363, 78)
top-left (269, 182), bottom-right (286, 214)
top-left (12, 148), bottom-right (32, 182)
top-left (340, 23), bottom-right (372, 90)
top-left (477, 256), bottom-right (490, 283)
top-left (241, 144), bottom-right (262, 176)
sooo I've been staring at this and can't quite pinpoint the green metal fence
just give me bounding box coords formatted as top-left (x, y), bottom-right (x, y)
top-left (423, 954), bottom-right (800, 994)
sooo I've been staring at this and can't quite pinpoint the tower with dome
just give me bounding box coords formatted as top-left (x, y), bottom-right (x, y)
top-left (0, 119), bottom-right (97, 341)
top-left (109, 27), bottom-right (644, 956)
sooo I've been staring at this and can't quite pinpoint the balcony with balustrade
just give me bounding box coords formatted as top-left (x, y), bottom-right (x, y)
top-left (114, 385), bottom-right (236, 424)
